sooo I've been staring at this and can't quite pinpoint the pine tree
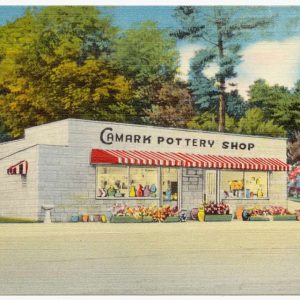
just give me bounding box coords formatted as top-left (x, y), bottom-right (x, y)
top-left (172, 6), bottom-right (272, 132)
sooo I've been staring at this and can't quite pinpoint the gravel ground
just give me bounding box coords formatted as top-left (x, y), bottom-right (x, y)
top-left (0, 221), bottom-right (300, 295)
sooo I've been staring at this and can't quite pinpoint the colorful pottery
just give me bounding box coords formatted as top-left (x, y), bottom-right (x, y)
top-left (107, 186), bottom-right (116, 197)
top-left (115, 189), bottom-right (122, 197)
top-left (166, 190), bottom-right (172, 201)
top-left (236, 207), bottom-right (244, 221)
top-left (82, 214), bottom-right (89, 222)
top-left (143, 185), bottom-right (150, 197)
top-left (136, 184), bottom-right (144, 197)
top-left (198, 208), bottom-right (205, 222)
top-left (129, 186), bottom-right (136, 197)
top-left (150, 184), bottom-right (157, 193)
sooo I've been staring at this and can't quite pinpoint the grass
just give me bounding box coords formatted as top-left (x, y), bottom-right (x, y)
top-left (0, 217), bottom-right (40, 223)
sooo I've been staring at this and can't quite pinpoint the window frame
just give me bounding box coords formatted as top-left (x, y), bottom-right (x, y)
top-left (95, 164), bottom-right (160, 200)
top-left (220, 169), bottom-right (270, 201)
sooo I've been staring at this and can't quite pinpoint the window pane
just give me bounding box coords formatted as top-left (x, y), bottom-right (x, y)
top-left (162, 167), bottom-right (178, 204)
top-left (129, 167), bottom-right (158, 197)
top-left (96, 166), bottom-right (128, 198)
top-left (221, 171), bottom-right (244, 199)
top-left (245, 172), bottom-right (268, 199)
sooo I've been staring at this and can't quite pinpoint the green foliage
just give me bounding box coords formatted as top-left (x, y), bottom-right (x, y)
top-left (145, 81), bottom-right (194, 128)
top-left (248, 79), bottom-right (300, 137)
top-left (173, 6), bottom-right (272, 131)
top-left (0, 118), bottom-right (11, 142)
top-left (187, 108), bottom-right (286, 138)
top-left (288, 133), bottom-right (300, 164)
top-left (0, 7), bottom-right (135, 137)
top-left (293, 80), bottom-right (300, 94)
top-left (225, 90), bottom-right (248, 119)
top-left (113, 21), bottom-right (180, 122)
top-left (236, 108), bottom-right (286, 137)
top-left (114, 21), bottom-right (179, 88)
top-left (187, 112), bottom-right (237, 132)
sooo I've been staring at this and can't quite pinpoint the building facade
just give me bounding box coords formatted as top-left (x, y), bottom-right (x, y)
top-left (0, 119), bottom-right (289, 221)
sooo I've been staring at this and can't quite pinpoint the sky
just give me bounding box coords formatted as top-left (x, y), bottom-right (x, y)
top-left (1, 6), bottom-right (300, 99)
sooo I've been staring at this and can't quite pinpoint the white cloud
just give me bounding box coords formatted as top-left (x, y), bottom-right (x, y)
top-left (178, 37), bottom-right (300, 100)
top-left (178, 43), bottom-right (220, 81)
top-left (178, 43), bottom-right (202, 81)
top-left (236, 37), bottom-right (300, 99)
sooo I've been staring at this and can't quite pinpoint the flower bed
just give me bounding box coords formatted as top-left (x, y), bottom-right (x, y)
top-left (110, 203), bottom-right (180, 223)
top-left (246, 206), bottom-right (296, 221)
top-left (204, 201), bottom-right (232, 222)
top-left (142, 216), bottom-right (154, 223)
top-left (204, 202), bottom-right (230, 216)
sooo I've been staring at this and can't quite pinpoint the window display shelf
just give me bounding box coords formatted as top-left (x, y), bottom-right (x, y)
top-left (96, 197), bottom-right (160, 200)
top-left (221, 198), bottom-right (270, 201)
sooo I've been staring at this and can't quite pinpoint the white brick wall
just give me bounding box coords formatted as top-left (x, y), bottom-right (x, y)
top-left (0, 119), bottom-right (289, 221)
top-left (0, 146), bottom-right (39, 219)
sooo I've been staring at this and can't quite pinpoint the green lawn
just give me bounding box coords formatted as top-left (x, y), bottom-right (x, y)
top-left (0, 217), bottom-right (40, 223)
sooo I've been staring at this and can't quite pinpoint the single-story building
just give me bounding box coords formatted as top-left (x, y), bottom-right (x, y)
top-left (0, 118), bottom-right (290, 222)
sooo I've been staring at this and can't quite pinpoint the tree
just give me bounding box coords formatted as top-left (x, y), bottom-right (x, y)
top-left (0, 118), bottom-right (11, 143)
top-left (293, 79), bottom-right (300, 94)
top-left (145, 81), bottom-right (194, 128)
top-left (236, 108), bottom-right (286, 137)
top-left (172, 6), bottom-right (272, 132)
top-left (187, 112), bottom-right (236, 132)
top-left (224, 90), bottom-right (248, 120)
top-left (288, 133), bottom-right (300, 164)
top-left (113, 21), bottom-right (180, 122)
top-left (0, 7), bottom-right (135, 137)
top-left (188, 53), bottom-right (247, 119)
top-left (248, 79), bottom-right (300, 137)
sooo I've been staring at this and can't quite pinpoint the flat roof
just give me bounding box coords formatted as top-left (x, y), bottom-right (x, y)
top-left (22, 118), bottom-right (287, 141)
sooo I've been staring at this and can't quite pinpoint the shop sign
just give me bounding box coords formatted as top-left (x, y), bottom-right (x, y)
top-left (100, 127), bottom-right (255, 151)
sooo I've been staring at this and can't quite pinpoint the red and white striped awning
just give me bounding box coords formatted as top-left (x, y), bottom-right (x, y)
top-left (7, 160), bottom-right (28, 175)
top-left (90, 149), bottom-right (290, 171)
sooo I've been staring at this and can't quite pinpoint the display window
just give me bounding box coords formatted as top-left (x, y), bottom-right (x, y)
top-left (96, 166), bottom-right (129, 198)
top-left (129, 167), bottom-right (158, 198)
top-left (244, 172), bottom-right (268, 199)
top-left (221, 170), bottom-right (268, 200)
top-left (221, 171), bottom-right (244, 199)
top-left (161, 167), bottom-right (178, 204)
top-left (96, 166), bottom-right (159, 198)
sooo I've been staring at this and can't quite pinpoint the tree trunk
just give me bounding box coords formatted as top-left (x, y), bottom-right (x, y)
top-left (217, 28), bottom-right (225, 132)
top-left (218, 81), bottom-right (225, 132)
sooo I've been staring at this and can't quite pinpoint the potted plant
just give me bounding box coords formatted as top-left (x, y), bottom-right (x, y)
top-left (204, 201), bottom-right (232, 222)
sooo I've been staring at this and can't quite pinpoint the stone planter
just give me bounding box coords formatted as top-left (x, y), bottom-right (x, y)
top-left (164, 216), bottom-right (180, 223)
top-left (205, 214), bottom-right (232, 222)
top-left (110, 216), bottom-right (142, 223)
top-left (273, 215), bottom-right (297, 221)
top-left (249, 216), bottom-right (270, 221)
top-left (142, 216), bottom-right (153, 223)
